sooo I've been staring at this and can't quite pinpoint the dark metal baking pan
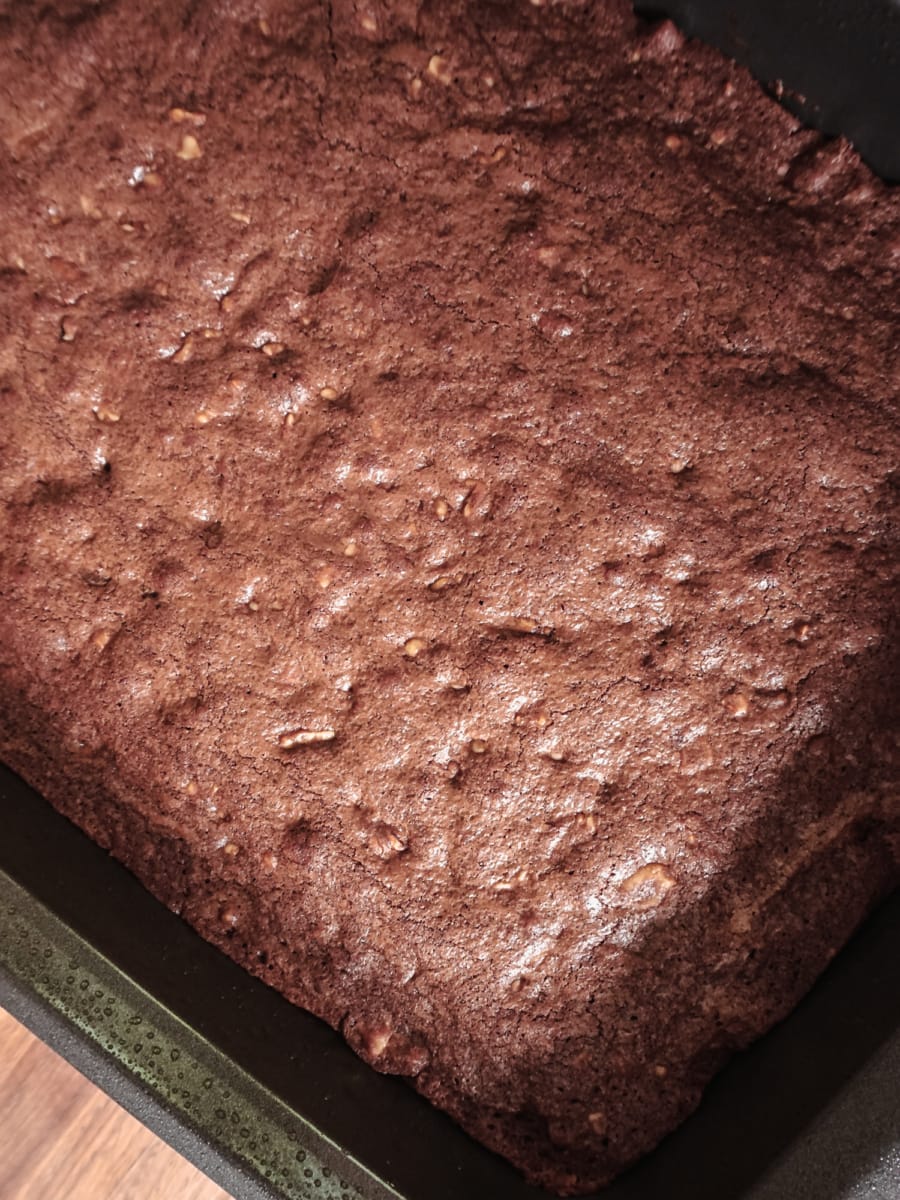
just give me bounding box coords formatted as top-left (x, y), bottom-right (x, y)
top-left (1, 764), bottom-right (898, 1200)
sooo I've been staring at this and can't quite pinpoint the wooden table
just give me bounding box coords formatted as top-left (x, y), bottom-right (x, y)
top-left (0, 1005), bottom-right (232, 1200)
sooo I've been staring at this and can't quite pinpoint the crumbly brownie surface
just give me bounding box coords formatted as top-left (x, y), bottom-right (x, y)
top-left (0, 1), bottom-right (898, 1192)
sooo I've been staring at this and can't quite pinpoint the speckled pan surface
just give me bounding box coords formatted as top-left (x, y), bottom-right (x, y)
top-left (0, 0), bottom-right (898, 1193)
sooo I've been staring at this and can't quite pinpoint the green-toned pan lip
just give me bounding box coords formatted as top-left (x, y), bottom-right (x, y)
top-left (0, 869), bottom-right (387, 1200)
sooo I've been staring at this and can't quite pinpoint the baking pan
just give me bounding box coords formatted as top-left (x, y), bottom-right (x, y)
top-left (1, 764), bottom-right (899, 1200)
top-left (2, 2), bottom-right (899, 1197)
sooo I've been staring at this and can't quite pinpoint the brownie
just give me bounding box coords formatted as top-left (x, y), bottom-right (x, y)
top-left (0, 0), bottom-right (897, 1192)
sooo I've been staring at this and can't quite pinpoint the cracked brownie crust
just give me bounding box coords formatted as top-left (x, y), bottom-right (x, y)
top-left (0, 0), bottom-right (898, 1192)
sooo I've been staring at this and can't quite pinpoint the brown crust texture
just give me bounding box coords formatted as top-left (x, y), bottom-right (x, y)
top-left (0, 1), bottom-right (898, 1192)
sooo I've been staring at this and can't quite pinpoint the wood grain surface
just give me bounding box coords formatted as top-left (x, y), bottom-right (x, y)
top-left (0, 1005), bottom-right (232, 1200)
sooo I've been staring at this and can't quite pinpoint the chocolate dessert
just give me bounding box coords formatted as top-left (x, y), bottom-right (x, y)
top-left (0, 1), bottom-right (897, 1192)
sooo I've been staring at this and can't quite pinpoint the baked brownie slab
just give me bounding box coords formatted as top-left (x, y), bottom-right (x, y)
top-left (0, 1), bottom-right (897, 1192)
